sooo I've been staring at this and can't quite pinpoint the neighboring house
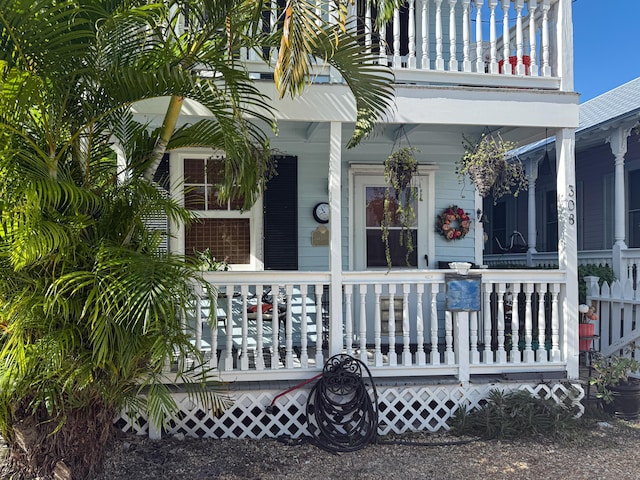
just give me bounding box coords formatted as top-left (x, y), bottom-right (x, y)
top-left (483, 77), bottom-right (640, 287)
top-left (131, 0), bottom-right (582, 440)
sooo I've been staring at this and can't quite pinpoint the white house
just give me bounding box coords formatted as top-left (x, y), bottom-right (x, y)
top-left (127, 0), bottom-right (582, 440)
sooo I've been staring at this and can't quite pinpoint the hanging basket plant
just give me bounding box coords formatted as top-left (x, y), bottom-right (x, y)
top-left (458, 132), bottom-right (528, 201)
top-left (382, 146), bottom-right (421, 268)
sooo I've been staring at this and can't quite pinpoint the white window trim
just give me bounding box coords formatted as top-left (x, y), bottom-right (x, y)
top-left (349, 164), bottom-right (437, 270)
top-left (169, 149), bottom-right (264, 271)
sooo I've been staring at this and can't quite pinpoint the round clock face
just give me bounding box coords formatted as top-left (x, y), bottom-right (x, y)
top-left (313, 202), bottom-right (330, 223)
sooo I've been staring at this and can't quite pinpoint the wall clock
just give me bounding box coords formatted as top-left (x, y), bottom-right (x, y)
top-left (312, 202), bottom-right (330, 224)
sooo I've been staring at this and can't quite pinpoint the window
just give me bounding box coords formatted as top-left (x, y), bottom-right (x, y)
top-left (171, 152), bottom-right (262, 270)
top-left (629, 170), bottom-right (640, 248)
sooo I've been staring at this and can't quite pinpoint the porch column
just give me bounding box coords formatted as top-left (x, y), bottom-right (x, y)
top-left (328, 121), bottom-right (344, 356)
top-left (608, 126), bottom-right (632, 279)
top-left (556, 128), bottom-right (578, 379)
top-left (526, 159), bottom-right (538, 266)
top-left (556, 0), bottom-right (574, 92)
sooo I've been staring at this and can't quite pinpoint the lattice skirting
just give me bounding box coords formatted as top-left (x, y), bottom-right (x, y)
top-left (115, 381), bottom-right (585, 439)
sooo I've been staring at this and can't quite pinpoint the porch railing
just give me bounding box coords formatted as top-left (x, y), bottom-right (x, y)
top-left (180, 269), bottom-right (570, 381)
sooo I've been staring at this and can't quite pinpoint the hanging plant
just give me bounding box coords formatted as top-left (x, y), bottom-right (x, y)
top-left (382, 147), bottom-right (421, 268)
top-left (458, 132), bottom-right (528, 201)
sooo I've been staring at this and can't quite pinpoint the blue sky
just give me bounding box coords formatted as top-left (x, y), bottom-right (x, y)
top-left (573, 0), bottom-right (640, 103)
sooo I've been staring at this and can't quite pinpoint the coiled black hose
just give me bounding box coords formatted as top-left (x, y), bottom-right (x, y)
top-left (306, 354), bottom-right (378, 453)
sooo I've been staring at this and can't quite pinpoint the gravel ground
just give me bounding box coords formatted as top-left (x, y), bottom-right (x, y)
top-left (89, 418), bottom-right (640, 480)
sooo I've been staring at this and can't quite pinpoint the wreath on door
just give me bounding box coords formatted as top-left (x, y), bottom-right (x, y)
top-left (436, 205), bottom-right (471, 240)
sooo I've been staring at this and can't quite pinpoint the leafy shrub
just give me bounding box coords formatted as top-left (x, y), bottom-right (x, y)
top-left (450, 389), bottom-right (579, 440)
top-left (578, 264), bottom-right (615, 303)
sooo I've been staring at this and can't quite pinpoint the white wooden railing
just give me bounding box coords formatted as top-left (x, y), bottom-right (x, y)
top-left (179, 269), bottom-right (570, 381)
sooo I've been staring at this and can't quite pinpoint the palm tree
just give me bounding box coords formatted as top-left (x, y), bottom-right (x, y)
top-left (0, 0), bottom-right (397, 478)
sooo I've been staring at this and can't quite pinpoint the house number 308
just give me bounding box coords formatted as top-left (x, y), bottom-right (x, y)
top-left (567, 184), bottom-right (575, 225)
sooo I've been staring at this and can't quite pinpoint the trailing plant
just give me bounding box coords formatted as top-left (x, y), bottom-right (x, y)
top-left (382, 147), bottom-right (421, 268)
top-left (458, 132), bottom-right (528, 201)
top-left (450, 389), bottom-right (580, 440)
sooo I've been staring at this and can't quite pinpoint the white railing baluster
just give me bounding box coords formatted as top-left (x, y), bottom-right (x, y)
top-left (488, 0), bottom-right (498, 73)
top-left (402, 283), bottom-right (412, 366)
top-left (475, 0), bottom-right (485, 73)
top-left (359, 284), bottom-right (369, 364)
top-left (416, 283), bottom-right (426, 365)
top-left (393, 7), bottom-right (402, 68)
top-left (430, 283), bottom-right (440, 365)
top-left (448, 0), bottom-right (458, 71)
top-left (374, 284), bottom-right (383, 366)
top-left (408, 0), bottom-right (416, 68)
top-left (240, 285), bottom-right (249, 370)
top-left (270, 0), bottom-right (277, 63)
top-left (255, 285), bottom-right (265, 370)
top-left (462, 0), bottom-right (471, 72)
top-left (523, 283), bottom-right (535, 363)
top-left (536, 284), bottom-right (547, 362)
top-left (444, 310), bottom-right (455, 364)
top-left (550, 283), bottom-right (561, 362)
top-left (299, 285), bottom-right (309, 368)
top-left (365, 0), bottom-right (372, 52)
top-left (483, 285), bottom-right (493, 363)
top-left (510, 283), bottom-right (521, 363)
top-left (541, 0), bottom-right (551, 76)
top-left (470, 311), bottom-right (479, 364)
top-left (421, 0), bottom-right (430, 69)
top-left (315, 283), bottom-right (324, 367)
top-left (211, 292), bottom-right (219, 369)
top-left (501, 0), bottom-right (511, 75)
top-left (388, 284), bottom-right (397, 366)
top-left (379, 23), bottom-right (387, 65)
top-left (224, 284), bottom-right (234, 371)
top-left (435, 0), bottom-right (444, 70)
top-left (496, 283), bottom-right (507, 363)
top-left (528, 0), bottom-right (539, 76)
top-left (195, 292), bottom-right (202, 351)
top-left (344, 284), bottom-right (354, 355)
top-left (270, 283), bottom-right (280, 369)
top-left (284, 284), bottom-right (294, 368)
top-left (515, 0), bottom-right (525, 75)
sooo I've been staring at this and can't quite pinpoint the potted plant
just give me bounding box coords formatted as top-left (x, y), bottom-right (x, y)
top-left (590, 347), bottom-right (640, 420)
top-left (458, 132), bottom-right (528, 201)
top-left (382, 147), bottom-right (421, 268)
top-left (578, 303), bottom-right (598, 352)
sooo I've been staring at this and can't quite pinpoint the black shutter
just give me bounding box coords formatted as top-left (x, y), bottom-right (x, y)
top-left (264, 155), bottom-right (298, 270)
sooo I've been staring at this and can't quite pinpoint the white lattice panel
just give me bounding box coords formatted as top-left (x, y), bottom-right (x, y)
top-left (114, 381), bottom-right (585, 439)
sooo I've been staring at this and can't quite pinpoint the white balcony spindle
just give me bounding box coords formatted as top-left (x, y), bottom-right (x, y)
top-left (344, 284), bottom-right (354, 355)
top-left (359, 285), bottom-right (369, 364)
top-left (415, 284), bottom-right (426, 366)
top-left (254, 284), bottom-right (266, 370)
top-left (421, 0), bottom-right (431, 69)
top-left (408, 0), bottom-right (416, 68)
top-left (501, 0), bottom-right (511, 75)
top-left (536, 284), bottom-right (547, 362)
top-left (365, 0), bottom-right (372, 51)
top-left (510, 283), bottom-right (521, 363)
top-left (483, 285), bottom-right (493, 363)
top-left (224, 284), bottom-right (234, 371)
top-left (528, 0), bottom-right (539, 76)
top-left (374, 284), bottom-right (383, 366)
top-left (435, 0), bottom-right (444, 70)
top-left (462, 0), bottom-right (471, 72)
top-left (550, 283), bottom-right (561, 362)
top-left (541, 0), bottom-right (551, 76)
top-left (515, 0), bottom-right (525, 75)
top-left (388, 284), bottom-right (397, 366)
top-left (270, 284), bottom-right (280, 369)
top-left (240, 285), bottom-right (249, 370)
top-left (314, 283), bottom-right (324, 367)
top-left (444, 311), bottom-right (454, 364)
top-left (430, 283), bottom-right (440, 365)
top-left (195, 293), bottom-right (202, 352)
top-left (474, 0), bottom-right (485, 73)
top-left (470, 310), bottom-right (480, 364)
top-left (379, 23), bottom-right (388, 65)
top-left (211, 294), bottom-right (219, 369)
top-left (402, 283), bottom-right (412, 366)
top-left (393, 8), bottom-right (402, 68)
top-left (284, 285), bottom-right (294, 368)
top-left (488, 0), bottom-right (498, 73)
top-left (523, 283), bottom-right (534, 363)
top-left (299, 285), bottom-right (308, 367)
top-left (448, 0), bottom-right (458, 71)
top-left (496, 283), bottom-right (507, 363)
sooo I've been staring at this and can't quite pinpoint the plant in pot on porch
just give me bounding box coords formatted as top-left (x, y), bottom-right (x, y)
top-left (578, 303), bottom-right (598, 352)
top-left (458, 131), bottom-right (528, 201)
top-left (382, 146), bottom-right (421, 268)
top-left (590, 347), bottom-right (640, 420)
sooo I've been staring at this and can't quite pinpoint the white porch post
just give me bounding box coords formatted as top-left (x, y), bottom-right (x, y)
top-left (608, 126), bottom-right (632, 280)
top-left (556, 0), bottom-right (574, 92)
top-left (328, 121), bottom-right (344, 356)
top-left (556, 128), bottom-right (578, 379)
top-left (526, 159), bottom-right (538, 266)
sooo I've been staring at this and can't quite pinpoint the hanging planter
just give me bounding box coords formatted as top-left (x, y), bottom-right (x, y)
top-left (458, 131), bottom-right (528, 201)
top-left (382, 146), bottom-right (421, 268)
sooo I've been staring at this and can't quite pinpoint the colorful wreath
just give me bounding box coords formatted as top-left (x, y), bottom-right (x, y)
top-left (436, 205), bottom-right (471, 240)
